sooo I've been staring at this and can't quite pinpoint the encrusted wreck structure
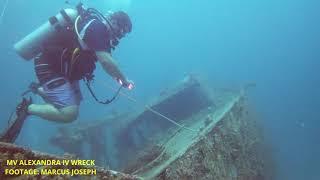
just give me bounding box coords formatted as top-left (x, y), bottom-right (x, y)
top-left (0, 142), bottom-right (140, 179)
top-left (0, 75), bottom-right (274, 179)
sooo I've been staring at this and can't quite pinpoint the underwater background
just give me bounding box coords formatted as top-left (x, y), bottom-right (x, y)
top-left (0, 0), bottom-right (319, 179)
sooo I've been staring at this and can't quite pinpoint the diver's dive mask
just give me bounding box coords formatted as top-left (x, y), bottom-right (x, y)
top-left (106, 11), bottom-right (132, 39)
top-left (86, 10), bottom-right (131, 49)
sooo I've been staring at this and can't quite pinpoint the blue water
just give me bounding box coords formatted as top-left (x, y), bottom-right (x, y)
top-left (0, 0), bottom-right (319, 179)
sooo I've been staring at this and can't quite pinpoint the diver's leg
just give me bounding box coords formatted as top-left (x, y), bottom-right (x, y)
top-left (31, 77), bottom-right (83, 123)
top-left (29, 79), bottom-right (82, 123)
top-left (28, 104), bottom-right (79, 123)
top-left (32, 54), bottom-right (83, 123)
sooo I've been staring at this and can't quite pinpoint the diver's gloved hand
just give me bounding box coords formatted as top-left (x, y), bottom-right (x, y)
top-left (117, 78), bottom-right (134, 90)
top-left (124, 79), bottom-right (134, 90)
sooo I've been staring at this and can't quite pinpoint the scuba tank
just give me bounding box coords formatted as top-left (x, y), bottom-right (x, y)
top-left (13, 2), bottom-right (121, 61)
top-left (14, 8), bottom-right (79, 60)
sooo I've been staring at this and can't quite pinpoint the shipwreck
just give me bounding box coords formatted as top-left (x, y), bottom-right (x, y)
top-left (0, 75), bottom-right (274, 179)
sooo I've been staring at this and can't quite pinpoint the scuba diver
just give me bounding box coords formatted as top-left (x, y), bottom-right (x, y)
top-left (0, 3), bottom-right (134, 142)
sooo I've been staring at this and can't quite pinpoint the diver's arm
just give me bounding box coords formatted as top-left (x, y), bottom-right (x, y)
top-left (96, 51), bottom-right (133, 88)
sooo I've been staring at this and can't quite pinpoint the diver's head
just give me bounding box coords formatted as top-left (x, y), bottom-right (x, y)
top-left (106, 11), bottom-right (132, 39)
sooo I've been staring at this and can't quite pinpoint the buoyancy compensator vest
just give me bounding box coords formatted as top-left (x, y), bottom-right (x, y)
top-left (14, 3), bottom-right (113, 81)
